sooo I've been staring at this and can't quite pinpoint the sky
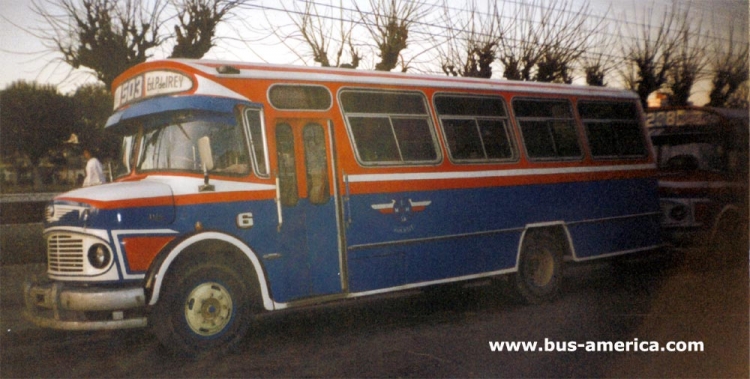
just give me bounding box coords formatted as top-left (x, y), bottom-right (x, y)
top-left (0, 0), bottom-right (747, 105)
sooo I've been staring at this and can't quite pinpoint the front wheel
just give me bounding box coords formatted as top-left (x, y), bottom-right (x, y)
top-left (513, 230), bottom-right (564, 304)
top-left (151, 261), bottom-right (252, 357)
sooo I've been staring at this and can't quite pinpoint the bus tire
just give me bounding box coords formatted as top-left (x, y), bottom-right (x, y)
top-left (513, 230), bottom-right (564, 304)
top-left (151, 261), bottom-right (252, 357)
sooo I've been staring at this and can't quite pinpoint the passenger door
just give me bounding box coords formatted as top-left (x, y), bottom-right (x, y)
top-left (272, 119), bottom-right (345, 300)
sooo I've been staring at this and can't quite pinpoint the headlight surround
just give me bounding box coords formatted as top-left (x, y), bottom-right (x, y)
top-left (87, 243), bottom-right (112, 269)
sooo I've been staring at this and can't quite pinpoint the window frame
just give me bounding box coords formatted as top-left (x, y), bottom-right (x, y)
top-left (578, 100), bottom-right (648, 160)
top-left (512, 97), bottom-right (584, 162)
top-left (434, 93), bottom-right (518, 164)
top-left (339, 88), bottom-right (442, 167)
top-left (242, 106), bottom-right (271, 178)
top-left (135, 110), bottom-right (254, 176)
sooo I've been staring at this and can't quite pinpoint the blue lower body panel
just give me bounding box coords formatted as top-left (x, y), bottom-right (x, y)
top-left (345, 178), bottom-right (661, 293)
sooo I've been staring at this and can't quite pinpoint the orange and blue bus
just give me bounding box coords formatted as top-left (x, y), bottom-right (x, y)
top-left (26, 60), bottom-right (663, 355)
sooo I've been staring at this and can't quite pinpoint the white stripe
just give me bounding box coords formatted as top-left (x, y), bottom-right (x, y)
top-left (194, 75), bottom-right (250, 101)
top-left (181, 60), bottom-right (637, 99)
top-left (347, 163), bottom-right (656, 183)
top-left (145, 176), bottom-right (276, 195)
top-left (149, 232), bottom-right (275, 311)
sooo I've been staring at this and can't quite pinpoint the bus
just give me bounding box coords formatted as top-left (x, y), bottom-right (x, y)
top-left (25, 59), bottom-right (663, 356)
top-left (646, 107), bottom-right (748, 251)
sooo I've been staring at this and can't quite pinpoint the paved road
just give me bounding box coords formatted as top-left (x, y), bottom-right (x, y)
top-left (1, 247), bottom-right (747, 378)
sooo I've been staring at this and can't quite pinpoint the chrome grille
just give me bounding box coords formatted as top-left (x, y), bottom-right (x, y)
top-left (48, 234), bottom-right (85, 273)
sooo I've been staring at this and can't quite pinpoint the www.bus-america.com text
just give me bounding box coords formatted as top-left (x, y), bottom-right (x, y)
top-left (489, 338), bottom-right (704, 353)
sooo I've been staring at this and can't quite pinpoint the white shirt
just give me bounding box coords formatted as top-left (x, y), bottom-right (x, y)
top-left (83, 157), bottom-right (105, 187)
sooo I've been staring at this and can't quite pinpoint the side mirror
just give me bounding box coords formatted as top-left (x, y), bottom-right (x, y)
top-left (197, 136), bottom-right (215, 192)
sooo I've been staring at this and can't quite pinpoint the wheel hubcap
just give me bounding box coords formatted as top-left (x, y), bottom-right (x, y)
top-left (526, 250), bottom-right (554, 288)
top-left (185, 282), bottom-right (233, 336)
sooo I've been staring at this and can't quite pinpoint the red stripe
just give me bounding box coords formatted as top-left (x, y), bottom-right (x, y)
top-left (122, 236), bottom-right (175, 272)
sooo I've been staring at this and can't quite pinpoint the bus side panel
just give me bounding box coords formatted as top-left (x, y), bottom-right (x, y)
top-left (566, 216), bottom-right (661, 259)
top-left (565, 178), bottom-right (662, 259)
top-left (345, 176), bottom-right (660, 293)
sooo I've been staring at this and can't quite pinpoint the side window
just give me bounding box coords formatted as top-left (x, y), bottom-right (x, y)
top-left (275, 124), bottom-right (298, 207)
top-left (303, 124), bottom-right (330, 205)
top-left (340, 90), bottom-right (439, 165)
top-left (244, 108), bottom-right (269, 176)
top-left (435, 95), bottom-right (515, 162)
top-left (513, 99), bottom-right (582, 160)
top-left (578, 101), bottom-right (647, 158)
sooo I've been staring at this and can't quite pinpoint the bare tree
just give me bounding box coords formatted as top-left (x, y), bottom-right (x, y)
top-left (33, 0), bottom-right (167, 90)
top-left (496, 1), bottom-right (540, 81)
top-left (666, 5), bottom-right (708, 106)
top-left (496, 0), bottom-right (598, 83)
top-left (619, 1), bottom-right (682, 107)
top-left (275, 0), bottom-right (361, 68)
top-left (724, 82), bottom-right (749, 109)
top-left (439, 0), bottom-right (502, 78)
top-left (170, 0), bottom-right (249, 59)
top-left (533, 0), bottom-right (597, 83)
top-left (580, 27), bottom-right (617, 86)
top-left (355, 0), bottom-right (431, 72)
top-left (32, 0), bottom-right (247, 89)
top-left (707, 25), bottom-right (749, 108)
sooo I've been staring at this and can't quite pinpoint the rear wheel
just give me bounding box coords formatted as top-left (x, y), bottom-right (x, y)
top-left (151, 261), bottom-right (252, 357)
top-left (513, 230), bottom-right (564, 304)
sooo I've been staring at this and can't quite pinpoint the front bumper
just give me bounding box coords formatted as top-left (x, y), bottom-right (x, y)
top-left (661, 227), bottom-right (709, 247)
top-left (24, 273), bottom-right (148, 330)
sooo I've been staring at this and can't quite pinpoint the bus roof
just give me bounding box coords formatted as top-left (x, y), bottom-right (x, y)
top-left (112, 59), bottom-right (640, 104)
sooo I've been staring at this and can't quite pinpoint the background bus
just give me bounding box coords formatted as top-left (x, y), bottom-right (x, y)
top-left (647, 107), bottom-right (749, 252)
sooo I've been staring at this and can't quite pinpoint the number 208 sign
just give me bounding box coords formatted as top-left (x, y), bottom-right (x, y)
top-left (113, 70), bottom-right (194, 109)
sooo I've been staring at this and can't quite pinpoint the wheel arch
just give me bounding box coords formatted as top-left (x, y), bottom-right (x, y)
top-left (515, 222), bottom-right (574, 268)
top-left (144, 231), bottom-right (274, 311)
top-left (710, 204), bottom-right (742, 235)
top-left (709, 204), bottom-right (748, 245)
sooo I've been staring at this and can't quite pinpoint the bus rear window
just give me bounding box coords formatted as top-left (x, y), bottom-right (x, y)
top-left (579, 101), bottom-right (647, 158)
top-left (513, 99), bottom-right (582, 160)
top-left (341, 90), bottom-right (439, 165)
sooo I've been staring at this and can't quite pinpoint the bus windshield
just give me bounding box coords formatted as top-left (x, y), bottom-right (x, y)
top-left (126, 111), bottom-right (251, 176)
top-left (652, 135), bottom-right (729, 173)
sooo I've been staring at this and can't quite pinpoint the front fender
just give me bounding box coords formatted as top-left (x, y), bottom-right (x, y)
top-left (143, 231), bottom-right (276, 311)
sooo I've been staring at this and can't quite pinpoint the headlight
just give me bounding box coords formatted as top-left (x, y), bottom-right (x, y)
top-left (87, 243), bottom-right (112, 269)
top-left (668, 204), bottom-right (688, 221)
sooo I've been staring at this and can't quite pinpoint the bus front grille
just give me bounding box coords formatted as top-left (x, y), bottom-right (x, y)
top-left (47, 234), bottom-right (85, 274)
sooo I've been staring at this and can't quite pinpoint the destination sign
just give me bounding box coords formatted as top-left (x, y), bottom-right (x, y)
top-left (113, 70), bottom-right (194, 109)
top-left (645, 109), bottom-right (722, 128)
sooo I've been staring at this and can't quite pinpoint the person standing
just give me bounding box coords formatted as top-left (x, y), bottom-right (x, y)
top-left (82, 148), bottom-right (105, 187)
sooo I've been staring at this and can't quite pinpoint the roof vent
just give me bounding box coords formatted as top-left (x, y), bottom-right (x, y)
top-left (216, 65), bottom-right (240, 74)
